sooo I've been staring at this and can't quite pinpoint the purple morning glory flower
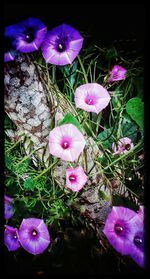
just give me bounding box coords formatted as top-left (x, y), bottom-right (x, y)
top-left (4, 195), bottom-right (14, 220)
top-left (129, 215), bottom-right (145, 268)
top-left (4, 225), bottom-right (20, 251)
top-left (41, 23), bottom-right (84, 65)
top-left (4, 24), bottom-right (19, 62)
top-left (18, 218), bottom-right (50, 255)
top-left (103, 206), bottom-right (138, 255)
top-left (14, 17), bottom-right (47, 53)
top-left (108, 65), bottom-right (127, 82)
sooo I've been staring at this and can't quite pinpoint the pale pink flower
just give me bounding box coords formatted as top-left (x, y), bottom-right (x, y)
top-left (112, 137), bottom-right (134, 155)
top-left (108, 65), bottom-right (127, 82)
top-left (49, 124), bottom-right (86, 162)
top-left (66, 165), bottom-right (88, 192)
top-left (74, 83), bottom-right (111, 114)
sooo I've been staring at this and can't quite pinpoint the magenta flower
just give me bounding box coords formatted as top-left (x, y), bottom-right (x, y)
top-left (49, 124), bottom-right (86, 162)
top-left (66, 165), bottom-right (88, 192)
top-left (103, 206), bottom-right (138, 255)
top-left (112, 137), bottom-right (134, 155)
top-left (129, 215), bottom-right (144, 268)
top-left (14, 17), bottom-right (47, 53)
top-left (4, 195), bottom-right (14, 220)
top-left (108, 65), bottom-right (127, 82)
top-left (4, 225), bottom-right (20, 251)
top-left (18, 218), bottom-right (50, 255)
top-left (41, 23), bottom-right (83, 65)
top-left (74, 83), bottom-right (111, 114)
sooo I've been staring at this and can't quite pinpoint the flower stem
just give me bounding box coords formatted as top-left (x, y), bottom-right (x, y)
top-left (77, 55), bottom-right (88, 83)
top-left (6, 138), bottom-right (23, 153)
top-left (38, 190), bottom-right (48, 210)
top-left (34, 159), bottom-right (58, 181)
top-left (103, 141), bottom-right (143, 171)
top-left (96, 113), bottom-right (102, 135)
top-left (15, 147), bottom-right (43, 167)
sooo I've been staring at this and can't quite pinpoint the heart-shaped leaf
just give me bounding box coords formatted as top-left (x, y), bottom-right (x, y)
top-left (126, 97), bottom-right (144, 130)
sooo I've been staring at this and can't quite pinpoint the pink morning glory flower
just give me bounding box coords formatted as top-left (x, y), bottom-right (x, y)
top-left (49, 124), bottom-right (86, 162)
top-left (103, 206), bottom-right (138, 255)
top-left (18, 218), bottom-right (50, 255)
top-left (66, 165), bottom-right (88, 192)
top-left (41, 23), bottom-right (84, 65)
top-left (128, 214), bottom-right (144, 268)
top-left (112, 137), bottom-right (134, 155)
top-left (74, 83), bottom-right (111, 114)
top-left (108, 65), bottom-right (127, 82)
top-left (4, 225), bottom-right (20, 251)
top-left (4, 195), bottom-right (14, 220)
top-left (14, 17), bottom-right (47, 53)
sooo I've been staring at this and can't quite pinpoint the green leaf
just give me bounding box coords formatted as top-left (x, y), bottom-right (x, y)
top-left (58, 113), bottom-right (81, 130)
top-left (98, 190), bottom-right (110, 201)
top-left (16, 160), bottom-right (30, 175)
top-left (112, 91), bottom-right (123, 112)
top-left (5, 154), bottom-right (14, 171)
top-left (5, 114), bottom-right (17, 130)
top-left (25, 199), bottom-right (37, 210)
top-left (97, 128), bottom-right (115, 149)
top-left (5, 176), bottom-right (15, 187)
top-left (121, 117), bottom-right (138, 143)
top-left (69, 61), bottom-right (78, 86)
top-left (126, 97), bottom-right (144, 130)
top-left (24, 177), bottom-right (36, 190)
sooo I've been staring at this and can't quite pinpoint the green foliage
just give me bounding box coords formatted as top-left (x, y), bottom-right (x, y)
top-left (126, 97), bottom-right (144, 130)
top-left (59, 61), bottom-right (78, 86)
top-left (49, 200), bottom-right (70, 220)
top-left (5, 153), bottom-right (14, 171)
top-left (15, 160), bottom-right (30, 175)
top-left (97, 128), bottom-right (114, 149)
top-left (98, 190), bottom-right (110, 201)
top-left (5, 114), bottom-right (17, 130)
top-left (23, 177), bottom-right (36, 190)
top-left (5, 175), bottom-right (16, 187)
top-left (111, 91), bottom-right (123, 113)
top-left (58, 112), bottom-right (81, 130)
top-left (121, 117), bottom-right (139, 143)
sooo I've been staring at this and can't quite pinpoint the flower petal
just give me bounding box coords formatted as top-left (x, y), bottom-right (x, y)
top-left (18, 218), bottom-right (50, 255)
top-left (75, 83), bottom-right (111, 113)
top-left (42, 23), bottom-right (83, 65)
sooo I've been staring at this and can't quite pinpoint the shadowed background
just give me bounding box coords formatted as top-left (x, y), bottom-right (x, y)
top-left (4, 3), bottom-right (145, 52)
